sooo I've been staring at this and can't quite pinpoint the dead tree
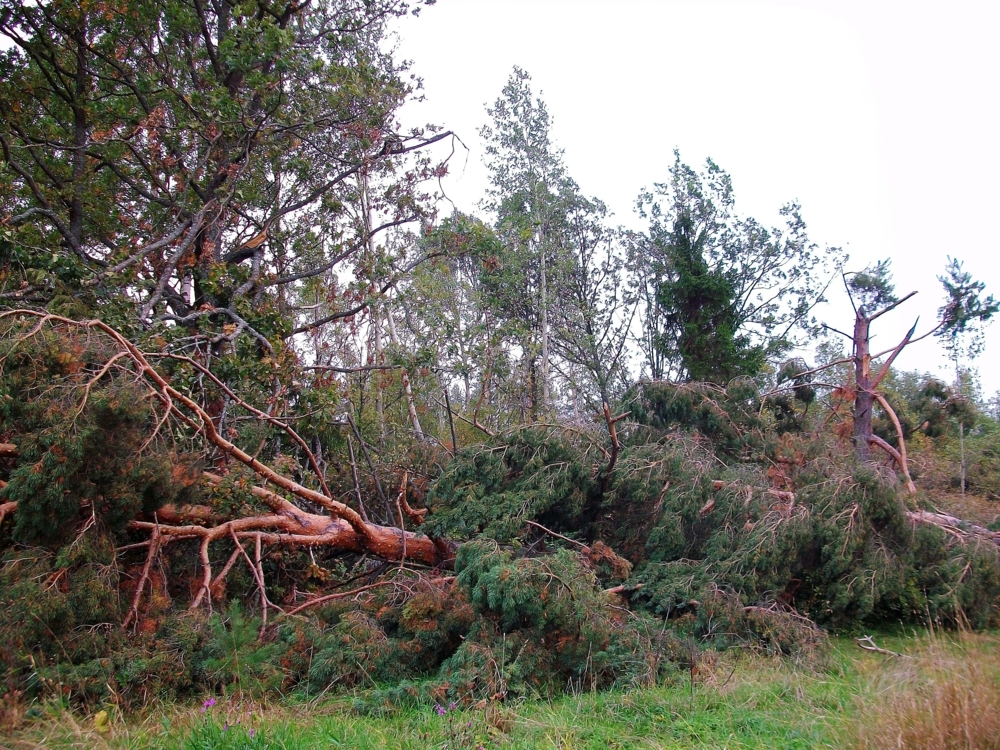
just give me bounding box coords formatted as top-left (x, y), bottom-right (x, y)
top-left (801, 260), bottom-right (995, 493)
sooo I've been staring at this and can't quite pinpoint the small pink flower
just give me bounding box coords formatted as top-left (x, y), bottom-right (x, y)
top-left (435, 704), bottom-right (447, 715)
top-left (222, 722), bottom-right (229, 731)
top-left (202, 698), bottom-right (217, 712)
top-left (248, 728), bottom-right (256, 737)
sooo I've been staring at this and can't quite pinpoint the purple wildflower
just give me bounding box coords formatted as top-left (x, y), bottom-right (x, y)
top-left (202, 698), bottom-right (217, 712)
top-left (435, 704), bottom-right (447, 716)
top-left (448, 701), bottom-right (457, 710)
top-left (223, 722), bottom-right (229, 732)
top-left (248, 728), bottom-right (256, 737)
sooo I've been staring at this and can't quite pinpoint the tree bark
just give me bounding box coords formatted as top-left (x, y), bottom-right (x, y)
top-left (385, 302), bottom-right (425, 441)
top-left (540, 232), bottom-right (550, 412)
top-left (852, 311), bottom-right (873, 461)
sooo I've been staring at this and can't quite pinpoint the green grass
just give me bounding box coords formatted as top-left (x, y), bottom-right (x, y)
top-left (4, 631), bottom-right (998, 749)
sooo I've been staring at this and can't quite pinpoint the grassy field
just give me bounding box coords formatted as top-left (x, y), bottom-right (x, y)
top-left (3, 630), bottom-right (998, 750)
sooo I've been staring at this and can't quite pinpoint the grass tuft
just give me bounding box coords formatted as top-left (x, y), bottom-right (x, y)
top-left (853, 632), bottom-right (1000, 749)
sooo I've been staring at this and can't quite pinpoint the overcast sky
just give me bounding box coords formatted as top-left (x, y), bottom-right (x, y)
top-left (393, 0), bottom-right (1000, 397)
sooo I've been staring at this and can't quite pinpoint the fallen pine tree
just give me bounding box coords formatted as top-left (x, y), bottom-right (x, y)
top-left (2, 311), bottom-right (1000, 711)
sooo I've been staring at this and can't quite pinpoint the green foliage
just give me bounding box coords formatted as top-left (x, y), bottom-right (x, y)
top-left (936, 256), bottom-right (999, 361)
top-left (0, 325), bottom-right (200, 545)
top-left (0, 542), bottom-right (124, 705)
top-left (625, 379), bottom-right (770, 459)
top-left (847, 259), bottom-right (897, 313)
top-left (443, 541), bottom-right (672, 698)
top-left (633, 151), bottom-right (842, 381)
top-left (767, 359), bottom-right (816, 435)
top-left (200, 605), bottom-right (283, 695)
top-left (655, 212), bottom-right (766, 382)
top-left (425, 429), bottom-right (599, 542)
top-left (631, 458), bottom-right (1000, 633)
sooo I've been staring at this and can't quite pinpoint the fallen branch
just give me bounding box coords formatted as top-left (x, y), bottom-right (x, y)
top-left (147, 475), bottom-right (454, 566)
top-left (123, 524), bottom-right (161, 629)
top-left (871, 392), bottom-right (917, 494)
top-left (604, 583), bottom-right (644, 596)
top-left (154, 352), bottom-right (332, 497)
top-left (601, 402), bottom-right (629, 479)
top-left (856, 635), bottom-right (911, 658)
top-left (526, 520), bottom-right (587, 548)
top-left (395, 472), bottom-right (427, 525)
top-left (0, 311), bottom-right (456, 569)
top-left (284, 581), bottom-right (393, 617)
top-left (905, 509), bottom-right (1000, 546)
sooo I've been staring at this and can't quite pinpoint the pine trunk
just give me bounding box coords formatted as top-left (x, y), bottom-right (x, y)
top-left (852, 311), bottom-right (874, 461)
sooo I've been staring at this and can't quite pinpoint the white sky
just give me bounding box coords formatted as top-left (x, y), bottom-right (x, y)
top-left (393, 0), bottom-right (1000, 397)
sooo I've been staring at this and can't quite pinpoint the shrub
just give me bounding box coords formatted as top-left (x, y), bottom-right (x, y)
top-left (443, 541), bottom-right (673, 699)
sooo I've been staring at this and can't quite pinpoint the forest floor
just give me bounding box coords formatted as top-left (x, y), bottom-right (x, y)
top-left (3, 629), bottom-right (998, 750)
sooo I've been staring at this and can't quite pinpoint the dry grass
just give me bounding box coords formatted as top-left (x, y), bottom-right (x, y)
top-left (854, 632), bottom-right (1000, 749)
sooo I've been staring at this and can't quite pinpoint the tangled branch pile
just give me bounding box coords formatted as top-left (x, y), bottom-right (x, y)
top-left (2, 316), bottom-right (999, 715)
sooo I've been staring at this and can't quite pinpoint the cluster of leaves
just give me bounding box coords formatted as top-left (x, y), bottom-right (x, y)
top-left (438, 542), bottom-right (673, 699)
top-left (624, 378), bottom-right (772, 459)
top-left (0, 540), bottom-right (208, 709)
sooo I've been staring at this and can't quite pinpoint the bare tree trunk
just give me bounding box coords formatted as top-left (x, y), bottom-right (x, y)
top-left (539, 234), bottom-right (550, 412)
top-left (386, 303), bottom-right (424, 441)
top-left (852, 312), bottom-right (873, 461)
top-left (960, 420), bottom-right (967, 495)
top-left (357, 171), bottom-right (389, 449)
top-left (450, 296), bottom-right (472, 410)
top-left (371, 305), bottom-right (387, 450)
